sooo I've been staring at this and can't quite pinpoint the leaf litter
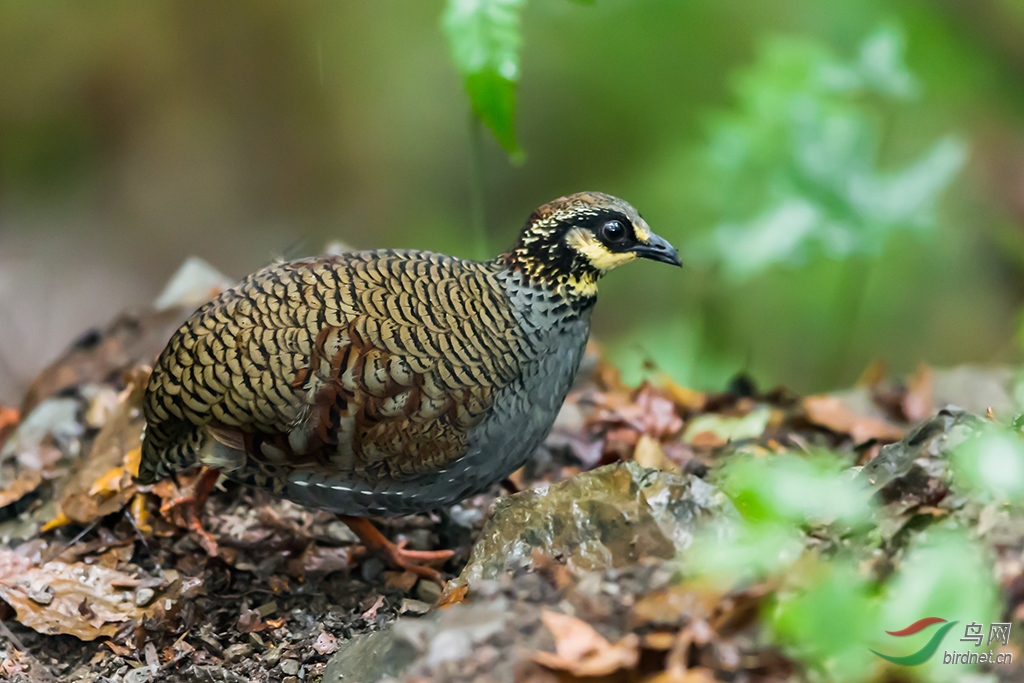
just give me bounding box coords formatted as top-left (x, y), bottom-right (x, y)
top-left (0, 258), bottom-right (1022, 682)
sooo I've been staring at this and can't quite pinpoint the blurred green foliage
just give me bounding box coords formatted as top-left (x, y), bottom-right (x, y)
top-left (694, 27), bottom-right (965, 282)
top-left (689, 445), bottom-right (1000, 682)
top-left (1, 0), bottom-right (1024, 398)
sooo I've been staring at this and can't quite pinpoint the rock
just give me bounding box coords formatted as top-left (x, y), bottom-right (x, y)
top-left (399, 598), bottom-right (431, 615)
top-left (222, 643), bottom-right (252, 663)
top-left (454, 462), bottom-right (728, 588)
top-left (280, 658), bottom-right (300, 676)
top-left (134, 587), bottom-right (155, 607)
top-left (858, 408), bottom-right (984, 490)
top-left (322, 629), bottom-right (419, 683)
top-left (415, 579), bottom-right (442, 604)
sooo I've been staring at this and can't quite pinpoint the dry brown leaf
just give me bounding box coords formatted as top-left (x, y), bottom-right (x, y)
top-left (313, 631), bottom-right (338, 655)
top-left (384, 571), bottom-right (419, 592)
top-left (633, 435), bottom-right (680, 473)
top-left (47, 378), bottom-right (148, 528)
top-left (532, 610), bottom-right (639, 677)
top-left (632, 586), bottom-right (704, 629)
top-left (803, 395), bottom-right (905, 444)
top-left (0, 406), bottom-right (18, 449)
top-left (437, 584), bottom-right (468, 609)
top-left (660, 378), bottom-right (706, 412)
top-left (644, 666), bottom-right (721, 683)
top-left (688, 431), bottom-right (727, 449)
top-left (0, 468), bottom-right (43, 508)
top-left (855, 359), bottom-right (888, 388)
top-left (902, 363), bottom-right (934, 423)
top-left (0, 550), bottom-right (154, 640)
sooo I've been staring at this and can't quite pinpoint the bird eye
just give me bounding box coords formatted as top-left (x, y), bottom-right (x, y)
top-left (601, 220), bottom-right (627, 243)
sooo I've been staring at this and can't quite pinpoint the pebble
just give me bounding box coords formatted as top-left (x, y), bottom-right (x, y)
top-left (249, 632), bottom-right (265, 649)
top-left (28, 588), bottom-right (53, 605)
top-left (360, 558), bottom-right (385, 582)
top-left (134, 588), bottom-right (156, 607)
top-left (415, 580), bottom-right (442, 604)
top-left (399, 598), bottom-right (432, 615)
top-left (280, 659), bottom-right (300, 676)
top-left (223, 643), bottom-right (252, 663)
top-left (402, 528), bottom-right (432, 551)
top-left (264, 648), bottom-right (282, 666)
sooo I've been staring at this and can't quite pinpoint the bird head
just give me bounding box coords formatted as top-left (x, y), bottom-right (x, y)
top-left (502, 192), bottom-right (681, 300)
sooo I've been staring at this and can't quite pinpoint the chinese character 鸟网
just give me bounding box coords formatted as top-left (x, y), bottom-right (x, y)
top-left (961, 622), bottom-right (983, 647)
top-left (988, 623), bottom-right (1012, 647)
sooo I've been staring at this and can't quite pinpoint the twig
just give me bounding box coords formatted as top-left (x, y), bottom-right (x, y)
top-left (0, 618), bottom-right (25, 652)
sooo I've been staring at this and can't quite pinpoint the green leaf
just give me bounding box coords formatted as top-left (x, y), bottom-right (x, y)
top-left (691, 26), bottom-right (965, 283)
top-left (442, 0), bottom-right (525, 156)
top-left (717, 453), bottom-right (871, 526)
top-left (770, 559), bottom-right (880, 683)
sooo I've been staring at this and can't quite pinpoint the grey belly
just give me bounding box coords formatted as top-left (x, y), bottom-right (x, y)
top-left (277, 336), bottom-right (588, 517)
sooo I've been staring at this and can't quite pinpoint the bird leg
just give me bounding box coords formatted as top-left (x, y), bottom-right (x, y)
top-left (339, 515), bottom-right (454, 583)
top-left (161, 467), bottom-right (221, 556)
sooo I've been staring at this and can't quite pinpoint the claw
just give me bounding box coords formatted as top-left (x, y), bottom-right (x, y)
top-left (340, 515), bottom-right (453, 583)
top-left (160, 467), bottom-right (221, 556)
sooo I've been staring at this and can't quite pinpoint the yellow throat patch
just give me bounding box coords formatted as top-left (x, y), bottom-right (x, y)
top-left (565, 228), bottom-right (638, 272)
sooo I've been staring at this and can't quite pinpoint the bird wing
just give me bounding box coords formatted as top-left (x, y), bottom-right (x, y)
top-left (146, 250), bottom-right (525, 484)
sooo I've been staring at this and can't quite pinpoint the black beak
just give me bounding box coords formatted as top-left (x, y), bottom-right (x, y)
top-left (631, 232), bottom-right (682, 267)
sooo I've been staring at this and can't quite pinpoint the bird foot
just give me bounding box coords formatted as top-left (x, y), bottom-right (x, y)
top-left (160, 467), bottom-right (221, 556)
top-left (378, 541), bottom-right (455, 583)
top-left (340, 515), bottom-right (453, 583)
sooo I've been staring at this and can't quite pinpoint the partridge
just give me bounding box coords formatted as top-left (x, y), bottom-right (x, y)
top-left (138, 192), bottom-right (680, 577)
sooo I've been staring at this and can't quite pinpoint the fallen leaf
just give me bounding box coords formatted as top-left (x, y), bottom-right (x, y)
top-left (855, 359), bottom-right (888, 388)
top-left (682, 407), bottom-right (771, 445)
top-left (532, 610), bottom-right (639, 677)
top-left (632, 586), bottom-right (704, 629)
top-left (645, 666), bottom-right (721, 683)
top-left (803, 395), bottom-right (905, 444)
top-left (361, 594), bottom-right (386, 620)
top-left (0, 550), bottom-right (154, 640)
top-left (902, 363), bottom-right (934, 423)
top-left (313, 631), bottom-right (338, 655)
top-left (659, 377), bottom-right (707, 412)
top-left (47, 377), bottom-right (148, 527)
top-left (0, 405), bottom-right (18, 450)
top-left (633, 435), bottom-right (680, 473)
top-left (0, 468), bottom-right (43, 508)
top-left (0, 399), bottom-right (80, 509)
top-left (384, 571), bottom-right (418, 592)
top-left (437, 584), bottom-right (468, 609)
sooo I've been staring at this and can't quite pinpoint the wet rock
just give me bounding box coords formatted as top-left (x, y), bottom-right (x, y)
top-left (858, 408), bottom-right (984, 491)
top-left (455, 462), bottom-right (728, 587)
top-left (322, 629), bottom-right (419, 683)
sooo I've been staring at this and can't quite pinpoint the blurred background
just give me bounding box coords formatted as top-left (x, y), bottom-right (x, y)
top-left (2, 0), bottom-right (1023, 405)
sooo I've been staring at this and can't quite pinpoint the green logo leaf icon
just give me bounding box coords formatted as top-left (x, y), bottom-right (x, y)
top-left (870, 619), bottom-right (958, 666)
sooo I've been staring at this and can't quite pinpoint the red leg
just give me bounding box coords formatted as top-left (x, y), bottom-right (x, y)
top-left (162, 467), bottom-right (221, 556)
top-left (340, 515), bottom-right (454, 583)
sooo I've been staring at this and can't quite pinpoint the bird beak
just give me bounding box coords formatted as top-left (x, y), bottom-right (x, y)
top-left (630, 232), bottom-right (682, 267)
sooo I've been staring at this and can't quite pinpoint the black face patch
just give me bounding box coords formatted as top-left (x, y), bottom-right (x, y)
top-left (500, 192), bottom-right (671, 302)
